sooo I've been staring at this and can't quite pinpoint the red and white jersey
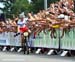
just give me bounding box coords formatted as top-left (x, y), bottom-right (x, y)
top-left (17, 18), bottom-right (29, 33)
top-left (17, 18), bottom-right (28, 27)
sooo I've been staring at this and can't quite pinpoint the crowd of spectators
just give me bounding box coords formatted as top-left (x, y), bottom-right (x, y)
top-left (27, 0), bottom-right (75, 33)
top-left (0, 0), bottom-right (75, 35)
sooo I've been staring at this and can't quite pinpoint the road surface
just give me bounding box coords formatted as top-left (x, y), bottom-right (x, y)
top-left (0, 51), bottom-right (75, 62)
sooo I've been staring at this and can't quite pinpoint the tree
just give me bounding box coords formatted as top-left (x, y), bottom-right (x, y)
top-left (0, 0), bottom-right (31, 18)
top-left (11, 0), bottom-right (31, 15)
top-left (31, 0), bottom-right (44, 13)
top-left (31, 0), bottom-right (60, 13)
top-left (0, 0), bottom-right (15, 18)
top-left (0, 0), bottom-right (60, 18)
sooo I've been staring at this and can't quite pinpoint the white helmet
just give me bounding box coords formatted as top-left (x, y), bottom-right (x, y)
top-left (19, 12), bottom-right (25, 18)
top-left (57, 14), bottom-right (65, 19)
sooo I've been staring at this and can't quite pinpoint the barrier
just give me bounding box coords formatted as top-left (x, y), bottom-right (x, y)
top-left (0, 32), bottom-right (21, 46)
top-left (0, 28), bottom-right (75, 55)
top-left (29, 29), bottom-right (59, 49)
top-left (0, 28), bottom-right (75, 50)
top-left (61, 27), bottom-right (75, 50)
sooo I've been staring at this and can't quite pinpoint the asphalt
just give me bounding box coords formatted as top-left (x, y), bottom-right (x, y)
top-left (0, 51), bottom-right (75, 62)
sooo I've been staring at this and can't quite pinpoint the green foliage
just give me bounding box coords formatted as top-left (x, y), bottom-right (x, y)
top-left (31, 0), bottom-right (60, 13)
top-left (31, 0), bottom-right (44, 13)
top-left (1, 0), bottom-right (14, 18)
top-left (11, 0), bottom-right (31, 15)
top-left (1, 0), bottom-right (31, 17)
top-left (2, 0), bottom-right (60, 18)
